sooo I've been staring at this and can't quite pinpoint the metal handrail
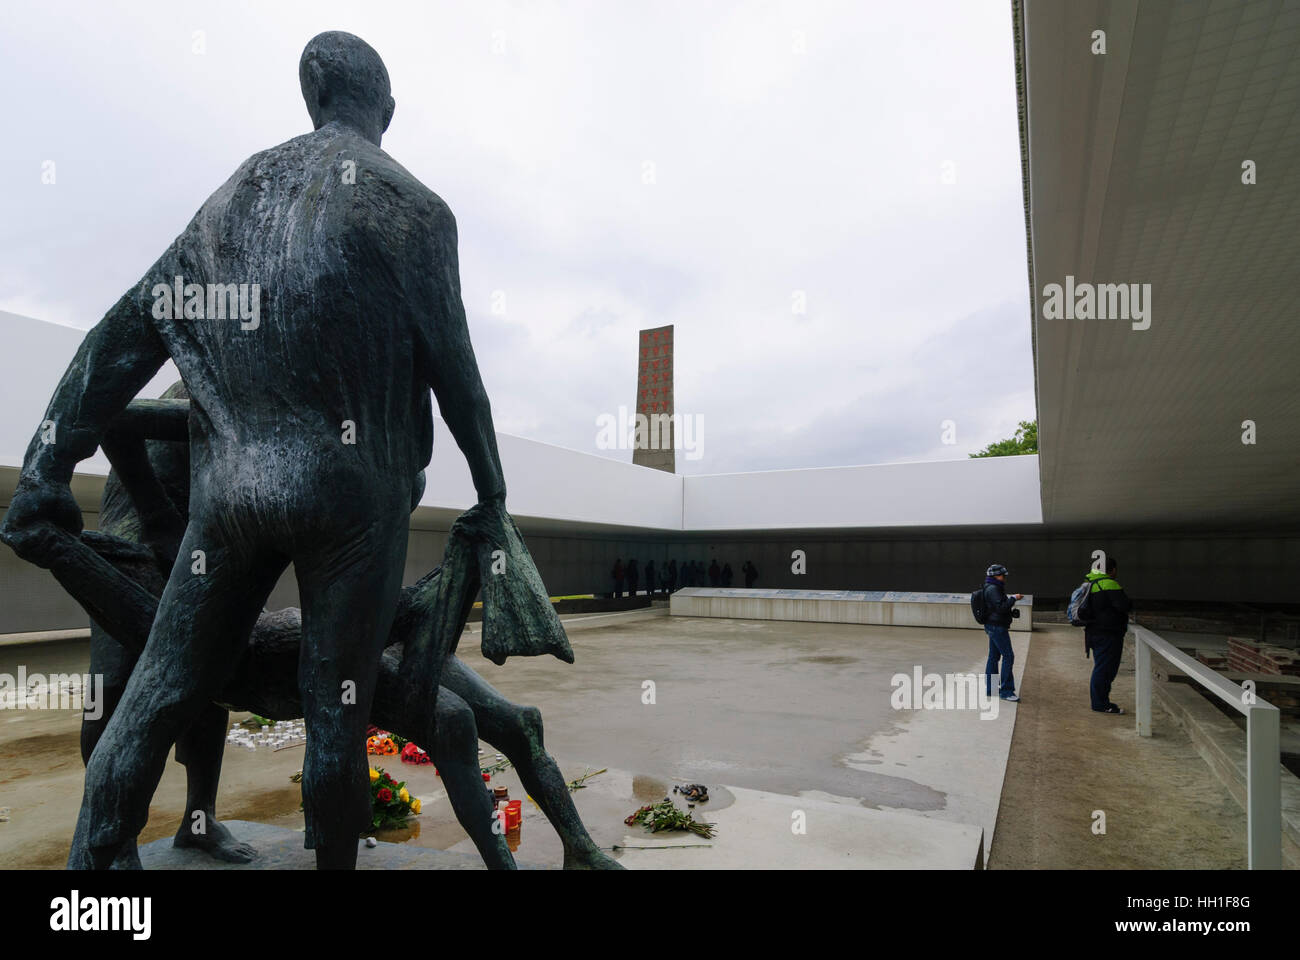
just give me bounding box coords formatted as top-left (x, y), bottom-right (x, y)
top-left (1132, 624), bottom-right (1281, 869)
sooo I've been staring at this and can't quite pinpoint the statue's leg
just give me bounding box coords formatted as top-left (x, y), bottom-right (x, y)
top-left (171, 703), bottom-right (257, 862)
top-left (79, 626), bottom-right (140, 868)
top-left (82, 621), bottom-right (254, 862)
top-left (294, 516), bottom-right (409, 870)
top-left (68, 521), bottom-right (284, 869)
top-left (80, 626), bottom-right (131, 765)
top-left (429, 688), bottom-right (515, 869)
top-left (442, 656), bottom-right (622, 870)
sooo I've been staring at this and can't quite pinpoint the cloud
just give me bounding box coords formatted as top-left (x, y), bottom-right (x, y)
top-left (0, 0), bottom-right (1034, 474)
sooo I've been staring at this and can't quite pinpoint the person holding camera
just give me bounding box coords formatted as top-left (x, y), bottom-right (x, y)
top-left (982, 563), bottom-right (1023, 702)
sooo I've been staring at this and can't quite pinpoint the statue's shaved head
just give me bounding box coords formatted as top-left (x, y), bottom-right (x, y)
top-left (299, 31), bottom-right (395, 144)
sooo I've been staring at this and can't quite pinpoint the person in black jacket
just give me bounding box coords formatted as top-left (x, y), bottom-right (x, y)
top-left (982, 563), bottom-right (1022, 702)
top-left (644, 559), bottom-right (656, 598)
top-left (1083, 558), bottom-right (1133, 714)
top-left (742, 560), bottom-right (758, 588)
top-left (626, 558), bottom-right (639, 597)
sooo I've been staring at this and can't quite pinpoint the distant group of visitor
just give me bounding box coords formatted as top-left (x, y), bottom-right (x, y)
top-left (609, 557), bottom-right (759, 597)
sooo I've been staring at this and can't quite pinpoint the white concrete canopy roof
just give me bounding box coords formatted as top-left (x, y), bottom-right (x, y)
top-left (1017, 0), bottom-right (1300, 528)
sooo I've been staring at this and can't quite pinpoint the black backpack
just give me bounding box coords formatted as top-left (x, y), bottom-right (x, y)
top-left (970, 583), bottom-right (989, 625)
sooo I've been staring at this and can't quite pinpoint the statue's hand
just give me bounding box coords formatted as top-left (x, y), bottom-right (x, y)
top-left (0, 480), bottom-right (83, 566)
top-left (450, 496), bottom-right (509, 545)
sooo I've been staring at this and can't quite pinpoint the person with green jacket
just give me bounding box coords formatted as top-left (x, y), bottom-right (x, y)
top-left (1085, 558), bottom-right (1133, 714)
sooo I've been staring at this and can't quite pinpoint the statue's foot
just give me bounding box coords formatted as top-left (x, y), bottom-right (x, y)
top-left (109, 840), bottom-right (143, 870)
top-left (69, 830), bottom-right (140, 869)
top-left (173, 817), bottom-right (258, 863)
top-left (563, 846), bottom-right (625, 870)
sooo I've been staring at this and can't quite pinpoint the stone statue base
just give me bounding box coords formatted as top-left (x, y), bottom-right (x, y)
top-left (137, 820), bottom-right (555, 870)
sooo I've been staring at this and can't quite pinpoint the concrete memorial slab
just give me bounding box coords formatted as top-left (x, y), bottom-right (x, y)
top-left (614, 785), bottom-right (985, 870)
top-left (671, 587), bottom-right (1033, 632)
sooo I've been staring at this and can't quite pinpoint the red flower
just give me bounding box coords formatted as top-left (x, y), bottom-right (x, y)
top-left (377, 787), bottom-right (393, 803)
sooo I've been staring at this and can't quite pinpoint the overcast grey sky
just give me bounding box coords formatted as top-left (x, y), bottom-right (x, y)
top-left (0, 0), bottom-right (1034, 475)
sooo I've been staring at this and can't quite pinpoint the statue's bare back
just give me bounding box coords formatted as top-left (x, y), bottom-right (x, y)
top-left (159, 129), bottom-right (449, 524)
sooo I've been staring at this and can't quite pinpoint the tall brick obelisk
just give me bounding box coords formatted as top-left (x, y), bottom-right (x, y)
top-left (634, 325), bottom-right (675, 472)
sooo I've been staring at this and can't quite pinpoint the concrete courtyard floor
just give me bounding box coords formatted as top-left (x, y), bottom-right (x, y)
top-left (0, 610), bottom-right (1251, 869)
top-left (990, 624), bottom-right (1248, 869)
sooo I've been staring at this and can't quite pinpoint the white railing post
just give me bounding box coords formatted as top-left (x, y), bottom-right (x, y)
top-left (1134, 630), bottom-right (1152, 737)
top-left (1131, 625), bottom-right (1282, 870)
top-left (1246, 704), bottom-right (1282, 870)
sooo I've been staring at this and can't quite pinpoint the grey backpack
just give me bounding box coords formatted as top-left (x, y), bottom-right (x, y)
top-left (1067, 580), bottom-right (1096, 627)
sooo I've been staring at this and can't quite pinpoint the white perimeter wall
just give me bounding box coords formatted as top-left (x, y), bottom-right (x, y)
top-left (422, 421), bottom-right (683, 528)
top-left (1, 310), bottom-right (1041, 531)
top-left (682, 457), bottom-right (1042, 531)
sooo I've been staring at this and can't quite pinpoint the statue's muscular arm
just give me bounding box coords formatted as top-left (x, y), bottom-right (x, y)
top-left (1, 257), bottom-right (172, 559)
top-left (416, 200), bottom-right (506, 505)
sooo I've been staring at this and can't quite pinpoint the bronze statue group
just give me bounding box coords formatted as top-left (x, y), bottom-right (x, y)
top-left (1, 32), bottom-right (618, 871)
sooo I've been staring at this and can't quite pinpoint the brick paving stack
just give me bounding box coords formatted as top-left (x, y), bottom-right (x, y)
top-left (1226, 637), bottom-right (1300, 676)
top-left (1195, 650), bottom-right (1229, 670)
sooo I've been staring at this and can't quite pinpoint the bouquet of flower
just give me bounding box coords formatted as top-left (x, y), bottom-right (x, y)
top-left (367, 733), bottom-right (399, 756)
top-left (401, 742), bottom-right (434, 765)
top-left (624, 798), bottom-right (715, 838)
top-left (368, 766), bottom-right (422, 830)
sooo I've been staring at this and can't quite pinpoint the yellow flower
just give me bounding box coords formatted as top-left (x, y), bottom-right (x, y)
top-left (399, 787), bottom-right (409, 804)
top-left (410, 797), bottom-right (422, 815)
top-left (369, 768), bottom-right (379, 782)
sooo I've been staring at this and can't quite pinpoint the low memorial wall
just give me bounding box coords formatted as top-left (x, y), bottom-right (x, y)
top-left (669, 587), bottom-right (1033, 632)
